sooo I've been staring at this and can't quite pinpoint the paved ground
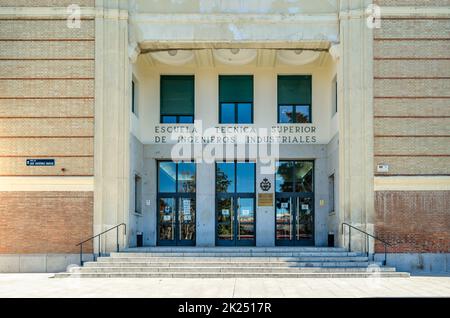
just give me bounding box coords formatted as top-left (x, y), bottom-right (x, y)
top-left (0, 274), bottom-right (449, 297)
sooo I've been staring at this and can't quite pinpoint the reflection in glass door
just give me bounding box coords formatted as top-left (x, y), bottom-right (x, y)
top-left (157, 161), bottom-right (196, 246)
top-left (275, 197), bottom-right (293, 241)
top-left (179, 197), bottom-right (196, 241)
top-left (237, 197), bottom-right (255, 241)
top-left (216, 162), bottom-right (255, 246)
top-left (296, 197), bottom-right (313, 241)
top-left (159, 198), bottom-right (176, 241)
top-left (275, 161), bottom-right (314, 246)
top-left (217, 197), bottom-right (234, 241)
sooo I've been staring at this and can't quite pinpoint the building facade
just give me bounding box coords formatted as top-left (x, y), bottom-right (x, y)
top-left (0, 0), bottom-right (449, 273)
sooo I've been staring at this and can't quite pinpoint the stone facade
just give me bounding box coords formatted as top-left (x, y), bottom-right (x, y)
top-left (0, 0), bottom-right (449, 272)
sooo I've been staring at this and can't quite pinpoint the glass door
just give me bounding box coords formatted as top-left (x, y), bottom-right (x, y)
top-left (178, 197), bottom-right (196, 243)
top-left (296, 196), bottom-right (313, 242)
top-left (275, 195), bottom-right (314, 245)
top-left (275, 161), bottom-right (314, 246)
top-left (237, 197), bottom-right (255, 243)
top-left (216, 162), bottom-right (255, 246)
top-left (157, 161), bottom-right (196, 246)
top-left (158, 197), bottom-right (176, 243)
top-left (276, 197), bottom-right (293, 242)
top-left (217, 197), bottom-right (234, 242)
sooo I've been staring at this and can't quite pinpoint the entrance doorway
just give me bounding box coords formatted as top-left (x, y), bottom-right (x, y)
top-left (216, 162), bottom-right (256, 246)
top-left (275, 161), bottom-right (314, 246)
top-left (157, 161), bottom-right (196, 246)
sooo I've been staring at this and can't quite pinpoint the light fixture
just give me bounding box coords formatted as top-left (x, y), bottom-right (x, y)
top-left (294, 49), bottom-right (303, 55)
top-left (230, 48), bottom-right (240, 55)
top-left (168, 50), bottom-right (178, 56)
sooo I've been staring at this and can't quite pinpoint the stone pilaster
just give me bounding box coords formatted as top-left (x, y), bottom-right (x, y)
top-left (338, 0), bottom-right (374, 252)
top-left (94, 1), bottom-right (130, 252)
top-left (196, 162), bottom-right (216, 246)
top-left (256, 161), bottom-right (276, 247)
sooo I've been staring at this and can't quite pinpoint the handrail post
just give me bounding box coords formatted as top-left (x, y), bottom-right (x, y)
top-left (348, 227), bottom-right (351, 252)
top-left (384, 244), bottom-right (387, 266)
top-left (116, 226), bottom-right (119, 253)
top-left (80, 243), bottom-right (83, 266)
top-left (366, 235), bottom-right (369, 257)
top-left (98, 236), bottom-right (101, 260)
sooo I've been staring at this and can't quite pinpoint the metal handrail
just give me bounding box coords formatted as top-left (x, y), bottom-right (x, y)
top-left (341, 222), bottom-right (392, 266)
top-left (76, 223), bottom-right (126, 266)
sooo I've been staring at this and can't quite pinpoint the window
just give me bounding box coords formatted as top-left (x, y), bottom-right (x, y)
top-left (131, 78), bottom-right (138, 116)
top-left (160, 75), bottom-right (194, 123)
top-left (332, 75), bottom-right (337, 116)
top-left (216, 162), bottom-right (255, 194)
top-left (277, 75), bottom-right (312, 123)
top-left (328, 174), bottom-right (335, 213)
top-left (134, 175), bottom-right (142, 214)
top-left (158, 161), bottom-right (196, 193)
top-left (219, 75), bottom-right (253, 124)
top-left (276, 161), bottom-right (313, 193)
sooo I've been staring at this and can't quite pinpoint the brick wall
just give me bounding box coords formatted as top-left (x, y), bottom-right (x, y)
top-left (375, 191), bottom-right (450, 253)
top-left (373, 3), bottom-right (450, 253)
top-left (373, 15), bottom-right (450, 176)
top-left (0, 16), bottom-right (95, 177)
top-left (0, 192), bottom-right (93, 253)
top-left (0, 4), bottom-right (95, 256)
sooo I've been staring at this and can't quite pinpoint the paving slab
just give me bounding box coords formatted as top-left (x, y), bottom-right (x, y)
top-left (0, 274), bottom-right (448, 298)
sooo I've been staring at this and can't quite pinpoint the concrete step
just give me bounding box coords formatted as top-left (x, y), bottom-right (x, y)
top-left (54, 271), bottom-right (410, 278)
top-left (70, 266), bottom-right (398, 273)
top-left (84, 257), bottom-right (369, 267)
top-left (111, 251), bottom-right (364, 258)
top-left (86, 261), bottom-right (377, 268)
top-left (122, 247), bottom-right (348, 253)
top-left (97, 256), bottom-right (367, 263)
top-left (101, 255), bottom-right (369, 262)
top-left (56, 247), bottom-right (409, 278)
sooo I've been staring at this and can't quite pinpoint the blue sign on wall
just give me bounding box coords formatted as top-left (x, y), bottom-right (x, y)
top-left (26, 159), bottom-right (55, 166)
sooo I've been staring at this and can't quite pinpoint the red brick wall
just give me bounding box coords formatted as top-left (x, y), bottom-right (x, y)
top-left (0, 191), bottom-right (93, 254)
top-left (375, 191), bottom-right (450, 253)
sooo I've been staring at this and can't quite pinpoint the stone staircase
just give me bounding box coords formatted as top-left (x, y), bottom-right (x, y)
top-left (55, 247), bottom-right (410, 278)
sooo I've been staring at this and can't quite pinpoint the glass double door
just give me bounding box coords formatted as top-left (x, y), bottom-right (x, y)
top-left (158, 196), bottom-right (196, 246)
top-left (216, 195), bottom-right (255, 246)
top-left (276, 195), bottom-right (314, 246)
